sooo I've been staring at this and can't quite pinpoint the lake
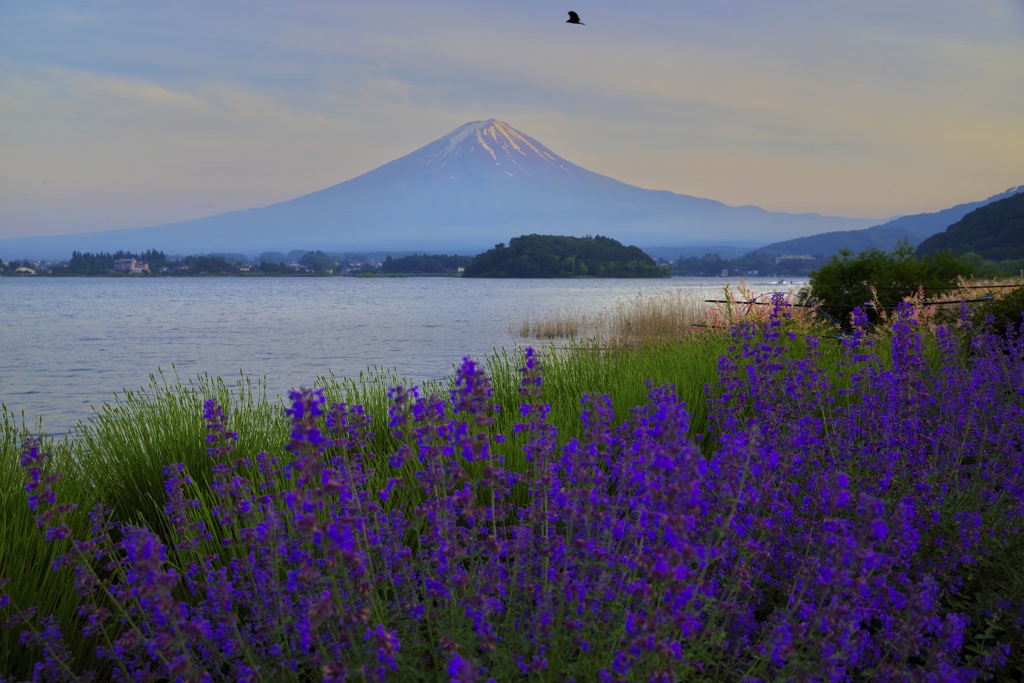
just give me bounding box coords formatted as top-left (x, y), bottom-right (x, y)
top-left (0, 276), bottom-right (799, 434)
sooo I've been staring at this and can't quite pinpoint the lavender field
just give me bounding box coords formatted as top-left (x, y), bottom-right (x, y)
top-left (2, 300), bottom-right (1024, 682)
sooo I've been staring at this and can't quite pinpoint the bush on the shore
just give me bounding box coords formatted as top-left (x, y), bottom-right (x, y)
top-left (807, 241), bottom-right (976, 330)
top-left (973, 284), bottom-right (1024, 337)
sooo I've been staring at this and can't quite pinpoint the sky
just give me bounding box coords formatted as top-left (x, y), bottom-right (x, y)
top-left (1, 0), bottom-right (1023, 240)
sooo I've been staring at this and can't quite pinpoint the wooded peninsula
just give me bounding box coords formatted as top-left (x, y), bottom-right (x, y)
top-left (461, 234), bottom-right (668, 278)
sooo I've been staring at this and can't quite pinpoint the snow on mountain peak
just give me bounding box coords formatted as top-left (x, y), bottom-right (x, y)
top-left (420, 119), bottom-right (574, 178)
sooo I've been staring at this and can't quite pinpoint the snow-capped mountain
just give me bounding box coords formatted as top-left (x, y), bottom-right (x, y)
top-left (399, 119), bottom-right (579, 179)
top-left (0, 119), bottom-right (883, 258)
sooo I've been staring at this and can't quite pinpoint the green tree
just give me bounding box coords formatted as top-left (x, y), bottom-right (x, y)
top-left (380, 253), bottom-right (473, 274)
top-left (66, 251), bottom-right (116, 275)
top-left (808, 240), bottom-right (975, 330)
top-left (256, 261), bottom-right (290, 274)
top-left (298, 250), bottom-right (336, 273)
top-left (182, 255), bottom-right (237, 274)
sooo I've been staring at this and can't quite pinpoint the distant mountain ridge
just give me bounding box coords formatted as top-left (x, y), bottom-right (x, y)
top-left (0, 119), bottom-right (882, 259)
top-left (749, 185), bottom-right (1024, 258)
top-left (915, 192), bottom-right (1024, 261)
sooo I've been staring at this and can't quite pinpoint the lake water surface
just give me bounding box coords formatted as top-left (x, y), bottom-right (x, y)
top-left (1, 276), bottom-right (797, 433)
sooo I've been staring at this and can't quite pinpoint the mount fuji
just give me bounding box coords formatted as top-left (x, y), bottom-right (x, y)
top-left (1, 119), bottom-right (884, 258)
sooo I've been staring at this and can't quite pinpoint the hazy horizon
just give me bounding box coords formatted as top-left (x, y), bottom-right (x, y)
top-left (2, 0), bottom-right (1023, 241)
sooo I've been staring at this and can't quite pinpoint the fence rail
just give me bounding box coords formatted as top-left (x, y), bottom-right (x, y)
top-left (701, 288), bottom-right (1018, 337)
top-left (704, 297), bottom-right (996, 310)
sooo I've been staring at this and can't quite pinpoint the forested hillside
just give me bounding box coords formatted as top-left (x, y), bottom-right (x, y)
top-left (915, 192), bottom-right (1024, 261)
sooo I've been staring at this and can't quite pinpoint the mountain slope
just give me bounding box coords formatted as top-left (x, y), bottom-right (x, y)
top-left (1, 119), bottom-right (883, 259)
top-left (915, 192), bottom-right (1024, 261)
top-left (748, 186), bottom-right (1024, 258)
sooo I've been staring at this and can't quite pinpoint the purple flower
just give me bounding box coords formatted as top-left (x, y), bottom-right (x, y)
top-left (447, 651), bottom-right (478, 683)
top-left (365, 624), bottom-right (401, 672)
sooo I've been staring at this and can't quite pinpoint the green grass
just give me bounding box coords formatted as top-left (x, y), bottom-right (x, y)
top-left (1, 412), bottom-right (87, 673)
top-left (66, 369), bottom-right (284, 532)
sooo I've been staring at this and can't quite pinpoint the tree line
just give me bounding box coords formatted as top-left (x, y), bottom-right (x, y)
top-left (381, 253), bottom-right (474, 274)
top-left (1, 249), bottom-right (465, 277)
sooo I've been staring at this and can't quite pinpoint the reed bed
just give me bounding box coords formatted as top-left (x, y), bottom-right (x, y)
top-left (514, 309), bottom-right (595, 339)
top-left (602, 288), bottom-right (710, 343)
top-left (514, 288), bottom-right (712, 346)
top-left (514, 285), bottom-right (813, 347)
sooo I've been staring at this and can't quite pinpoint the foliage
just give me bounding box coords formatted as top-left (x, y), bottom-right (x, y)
top-left (916, 191), bottom-right (1024, 261)
top-left (670, 251), bottom-right (732, 276)
top-left (807, 240), bottom-right (976, 330)
top-left (3, 249), bottom-right (395, 278)
top-left (255, 260), bottom-right (292, 274)
top-left (973, 285), bottom-right (1024, 338)
top-left (463, 234), bottom-right (667, 278)
top-left (61, 250), bottom-right (112, 276)
top-left (672, 248), bottom-right (1023, 281)
top-left (3, 308), bottom-right (1024, 681)
top-left (179, 255), bottom-right (238, 274)
top-left (53, 250), bottom-right (167, 276)
top-left (671, 251), bottom-right (827, 277)
top-left (206, 253), bottom-right (251, 265)
top-left (256, 250), bottom-right (307, 264)
top-left (0, 259), bottom-right (26, 274)
top-left (298, 250), bottom-right (337, 272)
top-left (380, 254), bottom-right (474, 275)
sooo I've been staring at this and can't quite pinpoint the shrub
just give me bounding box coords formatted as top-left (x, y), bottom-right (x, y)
top-left (807, 241), bottom-right (975, 330)
top-left (974, 285), bottom-right (1024, 338)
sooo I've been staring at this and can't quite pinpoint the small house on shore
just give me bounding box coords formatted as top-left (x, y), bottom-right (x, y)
top-left (112, 258), bottom-right (150, 274)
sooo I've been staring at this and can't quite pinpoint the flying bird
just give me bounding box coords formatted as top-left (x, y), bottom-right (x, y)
top-left (566, 11), bottom-right (584, 25)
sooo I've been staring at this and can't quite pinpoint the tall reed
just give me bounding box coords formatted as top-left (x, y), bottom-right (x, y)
top-left (514, 309), bottom-right (594, 339)
top-left (514, 287), bottom-right (712, 345)
top-left (515, 285), bottom-right (814, 347)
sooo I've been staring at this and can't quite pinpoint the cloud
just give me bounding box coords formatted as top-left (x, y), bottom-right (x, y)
top-left (54, 69), bottom-right (204, 107)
